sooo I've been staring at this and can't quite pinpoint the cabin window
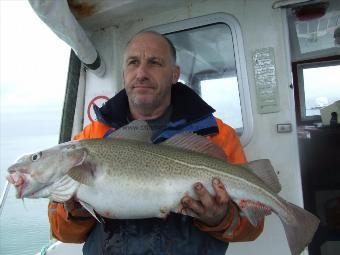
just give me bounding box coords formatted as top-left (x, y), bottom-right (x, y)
top-left (294, 58), bottom-right (340, 123)
top-left (149, 13), bottom-right (253, 145)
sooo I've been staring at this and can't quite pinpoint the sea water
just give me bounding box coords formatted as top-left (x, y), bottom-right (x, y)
top-left (0, 111), bottom-right (62, 255)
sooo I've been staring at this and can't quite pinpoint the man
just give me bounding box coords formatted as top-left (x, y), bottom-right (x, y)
top-left (49, 31), bottom-right (264, 254)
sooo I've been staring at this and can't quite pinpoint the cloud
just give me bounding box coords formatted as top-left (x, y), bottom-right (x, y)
top-left (0, 0), bottom-right (70, 113)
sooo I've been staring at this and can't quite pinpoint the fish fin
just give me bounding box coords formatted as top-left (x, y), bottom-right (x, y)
top-left (108, 120), bottom-right (152, 143)
top-left (68, 162), bottom-right (96, 186)
top-left (235, 199), bottom-right (272, 226)
top-left (161, 133), bottom-right (227, 161)
top-left (243, 159), bottom-right (281, 193)
top-left (79, 200), bottom-right (102, 223)
top-left (278, 199), bottom-right (319, 255)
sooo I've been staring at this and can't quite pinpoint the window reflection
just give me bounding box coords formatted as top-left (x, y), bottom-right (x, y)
top-left (166, 23), bottom-right (243, 134)
top-left (201, 78), bottom-right (243, 134)
top-left (301, 64), bottom-right (340, 118)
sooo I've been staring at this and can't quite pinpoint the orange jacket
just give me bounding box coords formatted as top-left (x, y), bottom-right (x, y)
top-left (48, 118), bottom-right (264, 243)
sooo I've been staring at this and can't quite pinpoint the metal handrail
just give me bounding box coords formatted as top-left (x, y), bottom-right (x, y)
top-left (0, 180), bottom-right (11, 216)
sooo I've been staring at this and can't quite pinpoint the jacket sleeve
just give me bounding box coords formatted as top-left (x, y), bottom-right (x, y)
top-left (48, 201), bottom-right (96, 243)
top-left (48, 121), bottom-right (112, 243)
top-left (195, 118), bottom-right (264, 242)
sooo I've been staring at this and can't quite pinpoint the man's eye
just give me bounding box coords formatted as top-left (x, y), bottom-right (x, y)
top-left (150, 60), bottom-right (162, 66)
top-left (128, 60), bottom-right (138, 65)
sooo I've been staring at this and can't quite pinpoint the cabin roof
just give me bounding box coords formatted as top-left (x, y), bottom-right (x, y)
top-left (68, 0), bottom-right (190, 30)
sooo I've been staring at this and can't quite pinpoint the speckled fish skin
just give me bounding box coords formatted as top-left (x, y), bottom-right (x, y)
top-left (75, 138), bottom-right (277, 218)
top-left (7, 128), bottom-right (319, 255)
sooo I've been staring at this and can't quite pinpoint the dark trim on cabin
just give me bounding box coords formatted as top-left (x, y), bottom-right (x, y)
top-left (292, 55), bottom-right (340, 126)
top-left (84, 52), bottom-right (101, 70)
top-left (59, 50), bottom-right (82, 144)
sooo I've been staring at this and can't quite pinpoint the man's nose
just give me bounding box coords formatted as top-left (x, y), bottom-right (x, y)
top-left (135, 64), bottom-right (149, 80)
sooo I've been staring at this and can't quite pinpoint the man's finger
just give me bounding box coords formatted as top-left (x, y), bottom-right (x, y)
top-left (212, 178), bottom-right (230, 205)
top-left (181, 196), bottom-right (204, 216)
top-left (193, 182), bottom-right (214, 208)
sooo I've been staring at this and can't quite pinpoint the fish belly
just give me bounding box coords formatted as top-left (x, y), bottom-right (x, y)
top-left (75, 178), bottom-right (195, 219)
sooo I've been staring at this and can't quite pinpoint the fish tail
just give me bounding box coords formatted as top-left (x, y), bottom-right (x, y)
top-left (279, 199), bottom-right (319, 255)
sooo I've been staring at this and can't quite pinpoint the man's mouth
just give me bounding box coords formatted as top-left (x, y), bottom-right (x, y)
top-left (132, 81), bottom-right (154, 89)
top-left (133, 85), bottom-right (154, 90)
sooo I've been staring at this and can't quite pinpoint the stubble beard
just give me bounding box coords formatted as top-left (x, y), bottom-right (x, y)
top-left (127, 87), bottom-right (171, 117)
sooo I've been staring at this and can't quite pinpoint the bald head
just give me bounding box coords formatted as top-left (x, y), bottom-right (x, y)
top-left (125, 31), bottom-right (177, 65)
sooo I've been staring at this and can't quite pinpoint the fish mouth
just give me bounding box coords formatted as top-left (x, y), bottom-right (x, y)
top-left (8, 165), bottom-right (30, 175)
top-left (7, 172), bottom-right (52, 198)
top-left (7, 171), bottom-right (25, 187)
top-left (7, 172), bottom-right (28, 198)
top-left (25, 182), bottom-right (53, 198)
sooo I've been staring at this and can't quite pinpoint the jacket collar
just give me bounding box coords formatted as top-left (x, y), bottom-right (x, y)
top-left (94, 82), bottom-right (216, 129)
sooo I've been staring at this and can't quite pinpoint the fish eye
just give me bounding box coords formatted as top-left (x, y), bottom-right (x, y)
top-left (31, 152), bottom-right (42, 162)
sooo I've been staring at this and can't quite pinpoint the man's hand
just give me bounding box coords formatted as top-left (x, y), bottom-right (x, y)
top-left (181, 178), bottom-right (231, 227)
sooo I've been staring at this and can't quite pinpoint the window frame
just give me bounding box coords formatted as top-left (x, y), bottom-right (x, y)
top-left (147, 12), bottom-right (253, 146)
top-left (292, 56), bottom-right (340, 124)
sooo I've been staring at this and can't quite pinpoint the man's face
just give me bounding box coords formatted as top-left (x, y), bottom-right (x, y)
top-left (123, 33), bottom-right (179, 111)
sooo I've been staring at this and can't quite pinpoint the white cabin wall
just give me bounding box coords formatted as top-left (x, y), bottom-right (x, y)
top-left (83, 27), bottom-right (118, 127)
top-left (241, 1), bottom-right (302, 204)
top-left (87, 1), bottom-right (305, 254)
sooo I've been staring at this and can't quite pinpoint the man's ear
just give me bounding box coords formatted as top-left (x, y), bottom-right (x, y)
top-left (122, 70), bottom-right (126, 88)
top-left (172, 65), bottom-right (180, 84)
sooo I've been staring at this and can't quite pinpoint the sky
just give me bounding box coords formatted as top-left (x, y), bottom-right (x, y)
top-left (0, 3), bottom-right (71, 253)
top-left (303, 65), bottom-right (340, 107)
top-left (0, 0), bottom-right (70, 114)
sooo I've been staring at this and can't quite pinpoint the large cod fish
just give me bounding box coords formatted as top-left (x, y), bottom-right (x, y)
top-left (6, 120), bottom-right (318, 255)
